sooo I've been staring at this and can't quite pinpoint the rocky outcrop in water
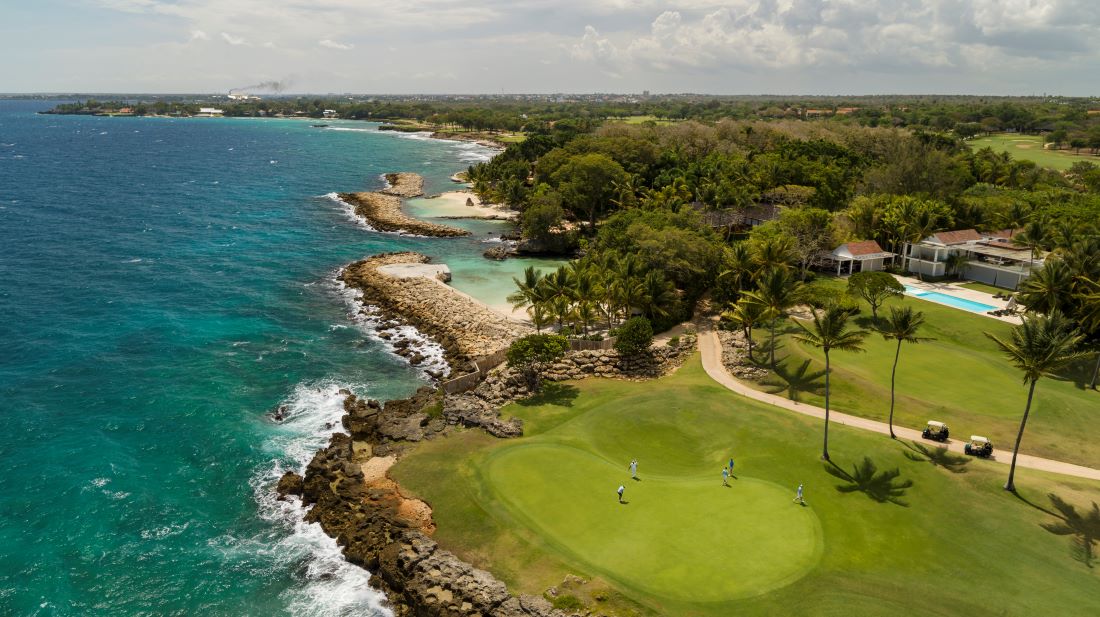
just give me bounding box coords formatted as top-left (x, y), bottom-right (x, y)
top-left (380, 172), bottom-right (425, 198)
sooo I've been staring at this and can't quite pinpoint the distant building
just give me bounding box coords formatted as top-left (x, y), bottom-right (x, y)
top-left (196, 107), bottom-right (224, 117)
top-left (322, 109), bottom-right (338, 118)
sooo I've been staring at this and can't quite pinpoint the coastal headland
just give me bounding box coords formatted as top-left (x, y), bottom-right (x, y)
top-left (338, 172), bottom-right (470, 237)
top-left (340, 252), bottom-right (532, 371)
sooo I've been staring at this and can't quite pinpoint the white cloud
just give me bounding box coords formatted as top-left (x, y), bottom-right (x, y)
top-left (220, 32), bottom-right (248, 46)
top-left (188, 29), bottom-right (209, 42)
top-left (319, 39), bottom-right (354, 50)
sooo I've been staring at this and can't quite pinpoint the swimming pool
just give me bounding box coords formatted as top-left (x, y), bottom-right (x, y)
top-left (905, 287), bottom-right (996, 313)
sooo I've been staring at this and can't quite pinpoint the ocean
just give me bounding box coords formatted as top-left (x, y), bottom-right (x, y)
top-left (0, 100), bottom-right (554, 616)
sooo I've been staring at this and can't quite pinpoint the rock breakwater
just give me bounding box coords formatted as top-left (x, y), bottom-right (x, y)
top-left (338, 191), bottom-right (470, 237)
top-left (341, 252), bottom-right (533, 372)
top-left (379, 172), bottom-right (425, 198)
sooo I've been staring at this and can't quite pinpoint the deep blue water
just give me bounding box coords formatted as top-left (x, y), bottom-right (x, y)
top-left (0, 100), bottom-right (506, 616)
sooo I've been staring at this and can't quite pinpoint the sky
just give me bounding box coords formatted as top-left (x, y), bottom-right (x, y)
top-left (2, 0), bottom-right (1099, 95)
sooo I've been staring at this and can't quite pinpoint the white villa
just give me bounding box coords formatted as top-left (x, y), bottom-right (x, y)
top-left (824, 240), bottom-right (896, 275)
top-left (904, 229), bottom-right (1039, 289)
top-left (196, 107), bottom-right (224, 117)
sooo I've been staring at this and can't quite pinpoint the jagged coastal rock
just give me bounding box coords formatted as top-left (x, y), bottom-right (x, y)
top-left (277, 384), bottom-right (561, 617)
top-left (379, 172), bottom-right (425, 198)
top-left (338, 190), bottom-right (470, 237)
top-left (341, 252), bottom-right (533, 370)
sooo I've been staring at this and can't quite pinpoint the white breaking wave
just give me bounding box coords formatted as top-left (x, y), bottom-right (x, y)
top-left (323, 127), bottom-right (377, 133)
top-left (331, 270), bottom-right (451, 380)
top-left (252, 381), bottom-right (393, 617)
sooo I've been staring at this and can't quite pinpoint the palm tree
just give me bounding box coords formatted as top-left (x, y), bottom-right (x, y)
top-left (570, 266), bottom-right (598, 335)
top-left (1012, 218), bottom-right (1050, 269)
top-left (717, 243), bottom-right (756, 297)
top-left (742, 268), bottom-right (802, 366)
top-left (793, 306), bottom-right (868, 461)
top-left (986, 313), bottom-right (1086, 492)
top-left (1017, 259), bottom-right (1074, 315)
top-left (507, 266), bottom-right (545, 332)
top-left (543, 266), bottom-right (576, 330)
top-left (877, 307), bottom-right (932, 439)
top-left (721, 297), bottom-right (769, 363)
top-left (945, 252), bottom-right (970, 279)
top-left (639, 270), bottom-right (678, 321)
top-left (752, 235), bottom-right (796, 273)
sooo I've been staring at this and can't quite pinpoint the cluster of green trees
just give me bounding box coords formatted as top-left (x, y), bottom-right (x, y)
top-left (506, 253), bottom-right (679, 335)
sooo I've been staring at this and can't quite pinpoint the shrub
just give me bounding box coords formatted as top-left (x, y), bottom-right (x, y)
top-left (507, 333), bottom-right (569, 390)
top-left (614, 317), bottom-right (653, 356)
top-left (667, 335), bottom-right (680, 347)
top-left (549, 594), bottom-right (584, 611)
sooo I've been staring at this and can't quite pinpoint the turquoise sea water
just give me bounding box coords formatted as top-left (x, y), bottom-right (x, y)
top-left (0, 100), bottom-right (544, 616)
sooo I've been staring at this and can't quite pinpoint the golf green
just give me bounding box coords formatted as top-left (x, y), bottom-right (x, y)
top-left (483, 443), bottom-right (822, 601)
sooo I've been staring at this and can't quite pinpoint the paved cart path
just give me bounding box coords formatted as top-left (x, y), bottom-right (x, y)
top-left (698, 328), bottom-right (1100, 481)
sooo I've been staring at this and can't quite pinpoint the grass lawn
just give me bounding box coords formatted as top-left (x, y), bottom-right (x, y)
top-left (609, 115), bottom-right (681, 126)
top-left (968, 133), bottom-right (1099, 171)
top-left (958, 280), bottom-right (1010, 295)
top-left (746, 278), bottom-right (1100, 468)
top-left (391, 356), bottom-right (1100, 616)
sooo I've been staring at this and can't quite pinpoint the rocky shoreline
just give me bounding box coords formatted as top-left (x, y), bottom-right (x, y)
top-left (277, 335), bottom-right (696, 617)
top-left (338, 189), bottom-right (470, 237)
top-left (340, 252), bottom-right (533, 372)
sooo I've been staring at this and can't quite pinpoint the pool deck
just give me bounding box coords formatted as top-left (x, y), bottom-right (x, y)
top-left (892, 275), bottom-right (1022, 324)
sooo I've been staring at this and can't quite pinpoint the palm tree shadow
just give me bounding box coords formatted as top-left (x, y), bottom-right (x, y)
top-left (762, 358), bottom-right (826, 402)
top-left (1040, 493), bottom-right (1100, 568)
top-left (901, 441), bottom-right (971, 474)
top-left (825, 457), bottom-right (913, 507)
top-left (516, 383), bottom-right (579, 407)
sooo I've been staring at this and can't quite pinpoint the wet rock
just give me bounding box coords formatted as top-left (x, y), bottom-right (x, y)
top-left (483, 245), bottom-right (512, 261)
top-left (275, 471), bottom-right (304, 499)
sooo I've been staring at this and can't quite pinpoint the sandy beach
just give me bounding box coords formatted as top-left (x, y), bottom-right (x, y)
top-left (412, 191), bottom-right (516, 220)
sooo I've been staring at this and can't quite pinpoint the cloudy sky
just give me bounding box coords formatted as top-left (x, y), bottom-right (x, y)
top-left (2, 0), bottom-right (1098, 94)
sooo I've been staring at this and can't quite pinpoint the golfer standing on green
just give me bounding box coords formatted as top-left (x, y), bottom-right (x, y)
top-left (722, 467), bottom-right (729, 486)
top-left (728, 458), bottom-right (735, 475)
top-left (629, 459), bottom-right (638, 479)
top-left (793, 483), bottom-right (804, 504)
top-left (617, 485), bottom-right (625, 503)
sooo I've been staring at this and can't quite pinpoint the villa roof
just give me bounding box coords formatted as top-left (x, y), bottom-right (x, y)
top-left (928, 229), bottom-right (982, 245)
top-left (844, 240), bottom-right (886, 256)
top-left (830, 240), bottom-right (894, 261)
top-left (987, 228), bottom-right (1024, 240)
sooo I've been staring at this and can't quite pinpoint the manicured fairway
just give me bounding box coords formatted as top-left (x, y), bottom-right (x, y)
top-left (391, 356), bottom-right (1100, 617)
top-left (756, 279), bottom-right (1100, 468)
top-left (968, 133), bottom-right (1098, 170)
top-left (485, 443), bottom-right (821, 601)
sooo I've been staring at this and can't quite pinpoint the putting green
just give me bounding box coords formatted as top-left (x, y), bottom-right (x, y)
top-left (483, 443), bottom-right (822, 601)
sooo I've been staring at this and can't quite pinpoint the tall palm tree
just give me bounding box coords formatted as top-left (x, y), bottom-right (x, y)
top-left (639, 270), bottom-right (678, 321)
top-left (717, 243), bottom-right (756, 297)
top-left (793, 306), bottom-right (869, 461)
top-left (986, 313), bottom-right (1086, 492)
top-left (877, 307), bottom-right (933, 439)
top-left (722, 297), bottom-right (769, 363)
top-left (1017, 259), bottom-right (1074, 315)
top-left (507, 266), bottom-right (545, 332)
top-left (543, 266), bottom-right (576, 330)
top-left (570, 265), bottom-right (598, 335)
top-left (752, 235), bottom-right (796, 273)
top-left (742, 268), bottom-right (802, 366)
top-left (945, 252), bottom-right (970, 279)
top-left (1012, 218), bottom-right (1050, 269)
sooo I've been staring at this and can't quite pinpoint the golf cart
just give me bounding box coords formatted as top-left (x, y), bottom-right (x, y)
top-left (965, 435), bottom-right (994, 458)
top-left (921, 420), bottom-right (950, 442)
